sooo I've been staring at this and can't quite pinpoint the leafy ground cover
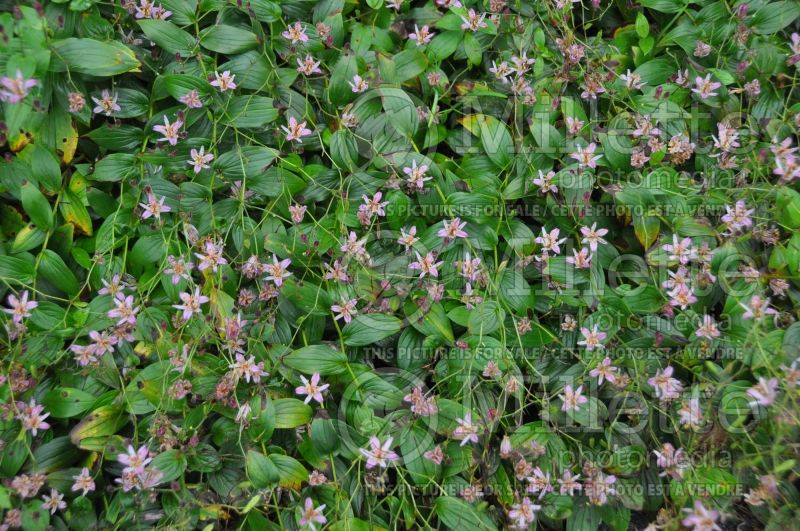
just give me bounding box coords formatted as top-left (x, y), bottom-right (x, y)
top-left (2, 0), bottom-right (800, 529)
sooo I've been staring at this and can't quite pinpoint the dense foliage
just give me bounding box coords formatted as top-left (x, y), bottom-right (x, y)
top-left (2, 0), bottom-right (800, 529)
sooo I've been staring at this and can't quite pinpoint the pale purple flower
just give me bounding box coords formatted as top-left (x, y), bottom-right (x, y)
top-left (747, 377), bottom-right (779, 407)
top-left (165, 256), bottom-right (193, 284)
top-left (360, 436), bottom-right (399, 469)
top-left (139, 192), bottom-right (171, 220)
top-left (409, 251), bottom-right (443, 278)
top-left (559, 384), bottom-right (588, 412)
top-left (331, 298), bottom-right (358, 323)
top-left (195, 240), bottom-right (227, 272)
top-left (71, 467), bottom-right (96, 496)
top-left (282, 115), bottom-right (313, 143)
top-left (188, 146), bottom-right (214, 173)
top-left (0, 70), bottom-right (37, 103)
top-left (264, 255), bottom-right (292, 286)
top-left (299, 498), bottom-right (327, 530)
top-left (692, 74), bottom-right (722, 99)
top-left (580, 223), bottom-right (609, 252)
top-left (682, 500), bottom-right (721, 531)
top-left (647, 366), bottom-right (684, 401)
top-left (508, 497), bottom-right (541, 529)
top-left (297, 55), bottom-right (322, 75)
top-left (152, 115), bottom-right (183, 145)
top-left (107, 293), bottom-right (139, 326)
top-left (210, 71), bottom-right (236, 92)
top-left (118, 445), bottom-right (152, 475)
top-left (4, 290), bottom-right (37, 323)
top-left (577, 325), bottom-right (607, 351)
top-left (16, 399), bottom-right (50, 436)
top-left (173, 287), bottom-right (209, 321)
top-left (570, 142), bottom-right (601, 168)
top-left (438, 218), bottom-right (468, 241)
top-left (41, 489), bottom-right (66, 514)
top-left (179, 89), bottom-right (203, 108)
top-left (92, 89), bottom-right (120, 116)
top-left (453, 412), bottom-right (480, 446)
top-left (408, 24), bottom-right (435, 46)
top-left (589, 357), bottom-right (617, 385)
top-left (282, 22), bottom-right (309, 44)
top-left (230, 353), bottom-right (266, 383)
top-left (349, 75), bottom-right (368, 93)
top-left (295, 372), bottom-right (330, 405)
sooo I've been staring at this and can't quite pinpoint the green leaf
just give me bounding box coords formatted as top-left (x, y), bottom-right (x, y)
top-left (0, 255), bottom-right (35, 285)
top-left (151, 449), bottom-right (187, 483)
top-left (20, 144), bottom-right (61, 193)
top-left (43, 387), bottom-right (95, 418)
top-left (69, 405), bottom-right (128, 449)
top-left (751, 1), bottom-right (800, 34)
top-left (39, 249), bottom-right (80, 296)
top-left (50, 38), bottom-right (140, 77)
top-left (92, 153), bottom-right (137, 182)
top-left (463, 32), bottom-right (482, 65)
top-left (200, 25), bottom-right (258, 54)
top-left (246, 450), bottom-right (280, 488)
top-left (342, 314), bottom-right (403, 346)
top-left (434, 496), bottom-right (498, 530)
top-left (20, 180), bottom-right (53, 231)
top-left (269, 454), bottom-right (308, 489)
top-left (635, 12), bottom-right (650, 38)
top-left (284, 344), bottom-right (348, 375)
top-left (138, 19), bottom-right (196, 56)
top-left (21, 500), bottom-right (50, 531)
top-left (273, 398), bottom-right (313, 428)
top-left (633, 215), bottom-right (659, 249)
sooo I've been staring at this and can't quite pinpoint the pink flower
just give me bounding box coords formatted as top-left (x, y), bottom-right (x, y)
top-left (107, 293), bottom-right (139, 326)
top-left (566, 247), bottom-right (592, 269)
top-left (580, 223), bottom-right (608, 252)
top-left (92, 89), bottom-right (120, 115)
top-left (331, 299), bottom-right (358, 324)
top-left (570, 142), bottom-right (601, 168)
top-left (0, 70), bottom-right (37, 103)
top-left (173, 287), bottom-right (209, 321)
top-left (118, 445), bottom-right (152, 475)
top-left (16, 399), bottom-right (50, 436)
top-left (403, 160), bottom-right (431, 190)
top-left (747, 377), bottom-right (779, 407)
top-left (423, 445), bottom-right (444, 464)
top-left (460, 9), bottom-right (487, 31)
top-left (4, 290), bottom-right (38, 324)
top-left (230, 353), bottom-right (266, 383)
top-left (360, 436), bottom-right (399, 469)
top-left (438, 217), bottom-right (468, 241)
top-left (296, 373), bottom-right (330, 405)
top-left (349, 75), bottom-right (368, 93)
top-left (408, 24), bottom-right (435, 46)
top-left (282, 22), bottom-right (309, 44)
top-left (559, 384), bottom-right (588, 412)
top-left (692, 74), bottom-right (722, 99)
top-left (647, 366), bottom-right (683, 401)
top-left (409, 251), bottom-right (443, 278)
top-left (264, 255), bottom-right (292, 286)
top-left (741, 295), bottom-right (778, 320)
top-left (297, 55), bottom-right (322, 75)
top-left (532, 170), bottom-right (558, 194)
top-left (164, 255), bottom-right (194, 285)
top-left (289, 204), bottom-right (307, 223)
top-left (188, 146), bottom-right (214, 173)
top-left (139, 192), bottom-right (171, 220)
top-left (535, 227), bottom-right (567, 256)
top-left (195, 240), bottom-right (228, 272)
top-left (682, 500), bottom-right (721, 531)
top-left (152, 115), bottom-right (183, 145)
top-left (508, 497), bottom-right (541, 528)
top-left (577, 325), bottom-right (607, 351)
top-left (589, 357), bottom-right (618, 385)
top-left (71, 468), bottom-right (96, 496)
top-left (210, 71), bottom-right (236, 92)
top-left (557, 470), bottom-right (582, 495)
top-left (179, 89), bottom-right (203, 108)
top-left (398, 226), bottom-right (419, 250)
top-left (282, 115), bottom-right (313, 143)
top-left (299, 498), bottom-right (327, 530)
top-left (453, 413), bottom-right (480, 446)
top-left (662, 234), bottom-right (693, 264)
top-left (695, 314), bottom-right (720, 339)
